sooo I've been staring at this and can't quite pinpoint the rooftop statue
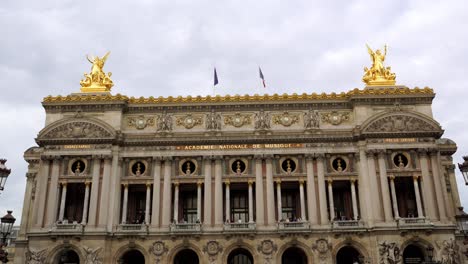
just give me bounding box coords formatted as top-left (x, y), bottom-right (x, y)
top-left (362, 44), bottom-right (396, 86)
top-left (80, 52), bottom-right (114, 93)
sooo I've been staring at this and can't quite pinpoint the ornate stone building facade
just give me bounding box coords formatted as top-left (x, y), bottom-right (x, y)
top-left (13, 51), bottom-right (467, 263)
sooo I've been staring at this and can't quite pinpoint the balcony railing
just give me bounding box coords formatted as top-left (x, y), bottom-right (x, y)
top-left (397, 217), bottom-right (433, 229)
top-left (223, 222), bottom-right (256, 231)
top-left (332, 220), bottom-right (364, 230)
top-left (51, 221), bottom-right (83, 233)
top-left (117, 223), bottom-right (148, 233)
top-left (170, 223), bottom-right (202, 233)
top-left (278, 221), bottom-right (310, 230)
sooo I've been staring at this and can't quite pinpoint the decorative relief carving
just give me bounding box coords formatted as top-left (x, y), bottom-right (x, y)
top-left (254, 109), bottom-right (271, 130)
top-left (365, 115), bottom-right (438, 133)
top-left (43, 122), bottom-right (113, 139)
top-left (224, 112), bottom-right (251, 128)
top-left (149, 241), bottom-right (168, 264)
top-left (203, 241), bottom-right (223, 263)
top-left (379, 241), bottom-right (401, 264)
top-left (206, 109), bottom-right (222, 130)
top-left (127, 115), bottom-right (155, 130)
top-left (157, 111), bottom-right (173, 132)
top-left (312, 238), bottom-right (331, 264)
top-left (437, 239), bottom-right (459, 264)
top-left (83, 246), bottom-right (103, 264)
top-left (257, 239), bottom-right (277, 263)
top-left (304, 109), bottom-right (320, 129)
top-left (176, 114), bottom-right (203, 129)
top-left (273, 111), bottom-right (299, 127)
top-left (321, 111), bottom-right (350, 125)
top-left (26, 248), bottom-right (47, 264)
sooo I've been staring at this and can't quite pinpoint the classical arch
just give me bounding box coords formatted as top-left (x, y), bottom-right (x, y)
top-left (360, 110), bottom-right (443, 138)
top-left (36, 116), bottom-right (117, 144)
top-left (173, 249), bottom-right (199, 264)
top-left (46, 244), bottom-right (84, 264)
top-left (400, 239), bottom-right (432, 264)
top-left (222, 242), bottom-right (258, 264)
top-left (119, 249), bottom-right (145, 264)
top-left (332, 240), bottom-right (369, 264)
top-left (167, 242), bottom-right (203, 264)
top-left (227, 248), bottom-right (254, 264)
top-left (113, 243), bottom-right (150, 264)
top-left (276, 241), bottom-right (312, 264)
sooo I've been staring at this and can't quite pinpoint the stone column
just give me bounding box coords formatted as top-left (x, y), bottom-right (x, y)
top-left (430, 151), bottom-right (447, 221)
top-left (58, 182), bottom-right (67, 222)
top-left (173, 182), bottom-right (179, 223)
top-left (81, 182), bottom-right (91, 224)
top-left (107, 149), bottom-right (122, 231)
top-left (305, 157), bottom-right (317, 225)
top-left (419, 150), bottom-right (436, 220)
top-left (203, 157), bottom-right (212, 226)
top-left (121, 183), bottom-right (128, 224)
top-left (18, 173), bottom-right (36, 237)
top-left (413, 176), bottom-right (424, 218)
top-left (254, 157), bottom-right (265, 225)
top-left (197, 181), bottom-right (202, 222)
top-left (151, 158), bottom-right (161, 227)
top-left (317, 155), bottom-right (328, 224)
top-left (145, 183), bottom-right (151, 224)
top-left (357, 147), bottom-right (372, 225)
top-left (45, 158), bottom-right (61, 226)
top-left (367, 151), bottom-right (383, 221)
top-left (265, 157), bottom-right (275, 225)
top-left (276, 180), bottom-right (282, 221)
top-left (299, 180), bottom-right (306, 220)
top-left (214, 158), bottom-right (223, 226)
top-left (377, 151), bottom-right (393, 222)
top-left (88, 157), bottom-right (102, 226)
top-left (34, 158), bottom-right (50, 227)
top-left (161, 158), bottom-right (172, 228)
top-left (225, 181), bottom-right (230, 222)
top-left (248, 181), bottom-right (254, 223)
top-left (350, 179), bottom-right (359, 220)
top-left (327, 180), bottom-right (335, 221)
top-left (98, 157), bottom-right (112, 227)
top-left (389, 176), bottom-right (399, 219)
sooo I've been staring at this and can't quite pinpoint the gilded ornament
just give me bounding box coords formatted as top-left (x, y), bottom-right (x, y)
top-left (80, 52), bottom-right (114, 93)
top-left (176, 114), bottom-right (203, 129)
top-left (321, 111), bottom-right (350, 125)
top-left (224, 113), bottom-right (251, 127)
top-left (362, 44), bottom-right (396, 86)
top-left (273, 111), bottom-right (299, 127)
top-left (128, 115), bottom-right (155, 130)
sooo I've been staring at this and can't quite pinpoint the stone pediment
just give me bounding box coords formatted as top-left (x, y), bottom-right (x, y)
top-left (36, 117), bottom-right (116, 144)
top-left (361, 110), bottom-right (443, 137)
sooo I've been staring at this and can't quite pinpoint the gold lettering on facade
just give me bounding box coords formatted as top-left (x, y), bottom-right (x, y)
top-left (176, 143), bottom-right (303, 151)
top-left (383, 138), bottom-right (416, 143)
top-left (64, 145), bottom-right (92, 149)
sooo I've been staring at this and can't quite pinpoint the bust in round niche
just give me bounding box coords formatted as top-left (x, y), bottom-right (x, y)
top-left (131, 161), bottom-right (146, 176)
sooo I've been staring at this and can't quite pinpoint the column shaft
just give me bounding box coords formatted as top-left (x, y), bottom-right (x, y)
top-left (87, 158), bottom-right (101, 226)
top-left (98, 158), bottom-right (112, 227)
top-left (351, 180), bottom-right (359, 220)
top-left (367, 153), bottom-right (382, 221)
top-left (413, 177), bottom-right (424, 218)
top-left (81, 182), bottom-right (91, 224)
top-left (431, 152), bottom-right (447, 221)
top-left (248, 181), bottom-right (254, 223)
top-left (58, 183), bottom-right (67, 222)
top-left (276, 181), bottom-right (282, 221)
top-left (358, 148), bottom-right (372, 225)
top-left (45, 159), bottom-right (60, 226)
top-left (214, 159), bottom-right (223, 226)
top-left (377, 153), bottom-right (393, 222)
top-left (121, 184), bottom-right (128, 224)
top-left (203, 158), bottom-right (212, 225)
top-left (161, 159), bottom-right (172, 227)
top-left (327, 180), bottom-right (335, 221)
top-left (173, 183), bottom-right (179, 222)
top-left (145, 184), bottom-right (151, 224)
top-left (299, 181), bottom-right (306, 220)
top-left (389, 177), bottom-right (400, 219)
top-left (151, 160), bottom-right (161, 227)
top-left (265, 158), bottom-right (275, 225)
top-left (34, 159), bottom-right (50, 227)
top-left (317, 157), bottom-right (328, 224)
top-left (305, 158), bottom-right (317, 225)
top-left (254, 158), bottom-right (265, 225)
top-left (107, 150), bottom-right (122, 231)
top-left (419, 152), bottom-right (436, 220)
top-left (225, 183), bottom-right (230, 221)
top-left (197, 182), bottom-right (202, 222)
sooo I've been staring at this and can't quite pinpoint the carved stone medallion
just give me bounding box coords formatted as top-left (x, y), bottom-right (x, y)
top-left (150, 241), bottom-right (168, 263)
top-left (127, 115), bottom-right (155, 130)
top-left (203, 241), bottom-right (223, 263)
top-left (273, 111), bottom-right (299, 127)
top-left (176, 114), bottom-right (203, 129)
top-left (224, 113), bottom-right (251, 127)
top-left (312, 239), bottom-right (331, 264)
top-left (321, 111), bottom-right (350, 125)
top-left (258, 239), bottom-right (277, 255)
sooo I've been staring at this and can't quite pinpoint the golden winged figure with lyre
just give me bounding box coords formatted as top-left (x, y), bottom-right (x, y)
top-left (80, 52), bottom-right (114, 93)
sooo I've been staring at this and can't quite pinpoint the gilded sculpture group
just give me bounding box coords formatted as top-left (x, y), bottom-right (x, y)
top-left (79, 45), bottom-right (397, 94)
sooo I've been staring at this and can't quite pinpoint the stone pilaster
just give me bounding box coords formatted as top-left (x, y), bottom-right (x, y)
top-left (305, 157), bottom-right (317, 225)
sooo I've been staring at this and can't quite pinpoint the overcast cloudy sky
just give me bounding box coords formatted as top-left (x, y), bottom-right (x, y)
top-left (1, 0), bottom-right (467, 222)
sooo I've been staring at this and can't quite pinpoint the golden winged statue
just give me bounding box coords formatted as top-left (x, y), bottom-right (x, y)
top-left (362, 44), bottom-right (396, 86)
top-left (80, 52), bottom-right (114, 93)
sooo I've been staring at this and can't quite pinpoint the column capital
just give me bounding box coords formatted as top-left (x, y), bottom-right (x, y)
top-left (305, 154), bottom-right (314, 161)
top-left (254, 154), bottom-right (264, 161)
top-left (417, 148), bottom-right (429, 156)
top-left (389, 175), bottom-right (395, 180)
top-left (224, 180), bottom-right (230, 185)
top-left (428, 148), bottom-right (439, 156)
top-left (122, 182), bottom-right (128, 187)
top-left (146, 182), bottom-right (152, 188)
top-left (446, 164), bottom-right (456, 171)
top-left (84, 181), bottom-right (91, 187)
top-left (162, 156), bottom-right (173, 162)
top-left (377, 149), bottom-right (387, 158)
top-left (60, 181), bottom-right (68, 187)
top-left (152, 156), bottom-right (163, 162)
top-left (327, 179), bottom-right (333, 185)
top-left (264, 154), bottom-right (274, 160)
top-left (413, 175), bottom-right (420, 181)
top-left (276, 179), bottom-right (281, 185)
top-left (299, 179), bottom-right (305, 185)
top-left (315, 153), bottom-right (325, 161)
top-left (350, 178), bottom-right (356, 184)
top-left (173, 181), bottom-right (179, 187)
top-left (248, 180), bottom-right (254, 186)
top-left (197, 181), bottom-right (203, 186)
top-left (203, 155), bottom-right (214, 161)
top-left (365, 150), bottom-right (377, 158)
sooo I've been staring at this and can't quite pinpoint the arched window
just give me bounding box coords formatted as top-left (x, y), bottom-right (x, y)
top-left (119, 249), bottom-right (145, 264)
top-left (228, 248), bottom-right (254, 264)
top-left (282, 247), bottom-right (307, 264)
top-left (402, 244), bottom-right (425, 264)
top-left (174, 249), bottom-right (199, 264)
top-left (55, 249), bottom-right (80, 264)
top-left (336, 246), bottom-right (362, 264)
